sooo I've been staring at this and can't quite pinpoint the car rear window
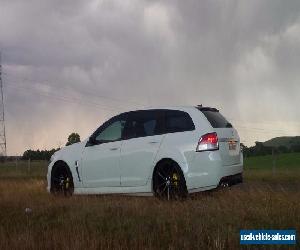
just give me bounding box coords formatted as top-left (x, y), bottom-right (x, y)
top-left (165, 110), bottom-right (195, 133)
top-left (199, 109), bottom-right (232, 128)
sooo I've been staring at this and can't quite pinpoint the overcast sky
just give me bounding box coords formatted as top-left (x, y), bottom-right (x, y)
top-left (1, 0), bottom-right (300, 155)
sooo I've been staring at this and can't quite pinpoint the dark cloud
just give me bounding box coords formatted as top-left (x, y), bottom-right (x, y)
top-left (0, 0), bottom-right (300, 154)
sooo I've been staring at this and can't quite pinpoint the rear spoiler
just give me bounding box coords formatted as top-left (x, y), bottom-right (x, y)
top-left (196, 105), bottom-right (219, 112)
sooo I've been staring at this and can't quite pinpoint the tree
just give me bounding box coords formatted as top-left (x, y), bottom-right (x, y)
top-left (66, 133), bottom-right (81, 146)
top-left (22, 148), bottom-right (59, 161)
top-left (240, 143), bottom-right (249, 157)
top-left (291, 144), bottom-right (300, 152)
top-left (278, 145), bottom-right (289, 154)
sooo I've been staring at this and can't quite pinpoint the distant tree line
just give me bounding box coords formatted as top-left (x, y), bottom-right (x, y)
top-left (22, 133), bottom-right (81, 161)
top-left (22, 148), bottom-right (59, 161)
top-left (242, 142), bottom-right (300, 157)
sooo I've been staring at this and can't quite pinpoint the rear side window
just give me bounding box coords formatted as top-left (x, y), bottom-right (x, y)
top-left (201, 110), bottom-right (232, 128)
top-left (124, 110), bottom-right (163, 139)
top-left (165, 110), bottom-right (195, 133)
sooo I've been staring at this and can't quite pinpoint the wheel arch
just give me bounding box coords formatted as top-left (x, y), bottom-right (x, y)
top-left (151, 158), bottom-right (185, 192)
top-left (52, 160), bottom-right (71, 174)
top-left (50, 160), bottom-right (74, 191)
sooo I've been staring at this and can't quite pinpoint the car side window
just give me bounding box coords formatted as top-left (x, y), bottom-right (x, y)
top-left (94, 116), bottom-right (126, 143)
top-left (165, 110), bottom-right (195, 133)
top-left (124, 110), bottom-right (163, 139)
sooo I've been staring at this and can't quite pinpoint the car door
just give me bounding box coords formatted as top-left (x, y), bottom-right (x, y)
top-left (120, 110), bottom-right (165, 187)
top-left (82, 115), bottom-right (127, 188)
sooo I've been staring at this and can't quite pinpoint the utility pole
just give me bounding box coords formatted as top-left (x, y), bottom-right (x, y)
top-left (0, 52), bottom-right (7, 157)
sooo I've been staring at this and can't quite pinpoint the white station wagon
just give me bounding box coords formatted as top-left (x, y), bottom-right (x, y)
top-left (47, 106), bottom-right (243, 199)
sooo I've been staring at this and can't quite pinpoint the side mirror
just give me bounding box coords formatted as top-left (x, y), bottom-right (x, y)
top-left (88, 136), bottom-right (97, 145)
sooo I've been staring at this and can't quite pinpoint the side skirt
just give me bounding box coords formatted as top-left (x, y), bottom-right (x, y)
top-left (188, 185), bottom-right (218, 194)
top-left (74, 185), bottom-right (152, 196)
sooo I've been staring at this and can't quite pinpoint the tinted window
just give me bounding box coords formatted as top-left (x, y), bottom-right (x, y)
top-left (94, 117), bottom-right (126, 143)
top-left (124, 110), bottom-right (163, 139)
top-left (165, 110), bottom-right (195, 133)
top-left (201, 110), bottom-right (232, 128)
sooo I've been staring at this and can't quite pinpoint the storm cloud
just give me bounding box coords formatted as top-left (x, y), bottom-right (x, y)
top-left (1, 0), bottom-right (300, 155)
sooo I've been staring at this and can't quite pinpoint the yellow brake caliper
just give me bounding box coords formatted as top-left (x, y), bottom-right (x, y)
top-left (172, 173), bottom-right (179, 187)
top-left (65, 178), bottom-right (70, 189)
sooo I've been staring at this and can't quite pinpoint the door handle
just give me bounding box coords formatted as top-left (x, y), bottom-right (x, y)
top-left (149, 141), bottom-right (159, 144)
top-left (110, 147), bottom-right (119, 151)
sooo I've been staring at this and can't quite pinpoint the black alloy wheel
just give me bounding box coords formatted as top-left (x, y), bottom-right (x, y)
top-left (153, 161), bottom-right (187, 200)
top-left (51, 165), bottom-right (74, 196)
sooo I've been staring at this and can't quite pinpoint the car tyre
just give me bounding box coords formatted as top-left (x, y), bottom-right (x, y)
top-left (51, 163), bottom-right (74, 197)
top-left (153, 160), bottom-right (187, 200)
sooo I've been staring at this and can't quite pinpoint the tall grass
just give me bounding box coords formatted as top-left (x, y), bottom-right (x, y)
top-left (0, 156), bottom-right (299, 249)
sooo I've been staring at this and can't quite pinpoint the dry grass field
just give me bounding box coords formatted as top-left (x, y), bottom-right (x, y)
top-left (0, 155), bottom-right (299, 250)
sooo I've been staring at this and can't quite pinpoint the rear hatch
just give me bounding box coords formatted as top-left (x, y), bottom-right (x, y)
top-left (197, 107), bottom-right (241, 166)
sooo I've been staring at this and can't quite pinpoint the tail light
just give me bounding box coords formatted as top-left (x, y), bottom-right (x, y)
top-left (196, 132), bottom-right (219, 152)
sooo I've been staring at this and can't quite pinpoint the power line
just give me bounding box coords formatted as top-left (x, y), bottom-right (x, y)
top-left (227, 116), bottom-right (300, 134)
top-left (234, 126), bottom-right (294, 134)
top-left (5, 82), bottom-right (299, 135)
top-left (3, 74), bottom-right (146, 108)
top-left (3, 75), bottom-right (299, 138)
top-left (6, 82), bottom-right (123, 113)
top-left (4, 80), bottom-right (150, 116)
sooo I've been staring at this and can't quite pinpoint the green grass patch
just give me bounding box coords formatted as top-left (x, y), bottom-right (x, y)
top-left (0, 160), bottom-right (48, 179)
top-left (244, 152), bottom-right (300, 170)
